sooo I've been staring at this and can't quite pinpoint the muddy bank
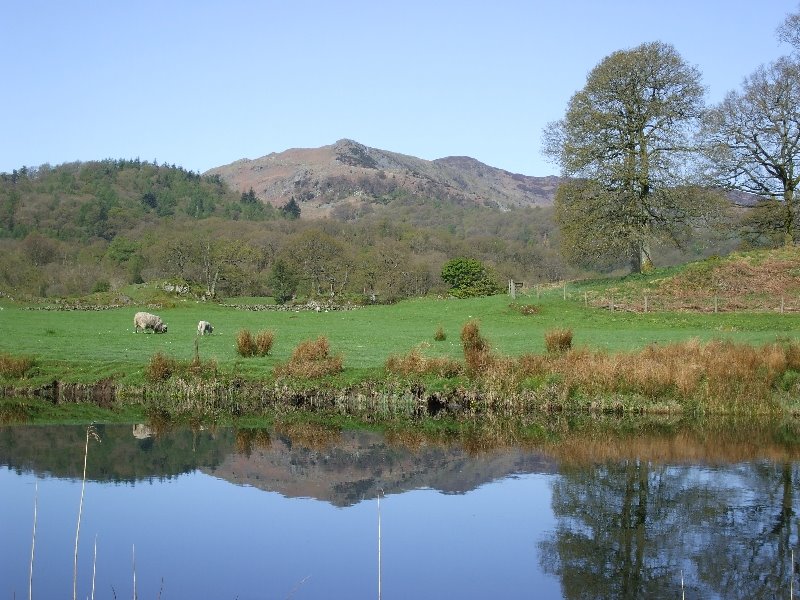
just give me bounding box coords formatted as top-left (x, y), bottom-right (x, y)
top-left (1, 378), bottom-right (497, 420)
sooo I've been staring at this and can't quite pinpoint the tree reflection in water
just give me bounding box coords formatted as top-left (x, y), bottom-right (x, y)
top-left (540, 460), bottom-right (799, 599)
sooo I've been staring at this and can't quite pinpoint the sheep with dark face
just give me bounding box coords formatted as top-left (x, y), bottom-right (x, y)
top-left (197, 320), bottom-right (213, 335)
top-left (133, 311), bottom-right (167, 333)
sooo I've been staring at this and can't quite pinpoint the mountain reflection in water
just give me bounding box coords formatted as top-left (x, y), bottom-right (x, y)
top-left (1, 419), bottom-right (799, 599)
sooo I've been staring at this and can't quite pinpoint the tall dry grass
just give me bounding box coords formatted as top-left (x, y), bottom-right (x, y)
top-left (146, 352), bottom-right (217, 382)
top-left (516, 338), bottom-right (800, 411)
top-left (461, 320), bottom-right (492, 376)
top-left (0, 353), bottom-right (35, 379)
top-left (236, 329), bottom-right (256, 357)
top-left (385, 347), bottom-right (463, 378)
top-left (274, 336), bottom-right (343, 379)
top-left (255, 330), bottom-right (275, 356)
top-left (237, 329), bottom-right (275, 357)
top-left (544, 328), bottom-right (573, 354)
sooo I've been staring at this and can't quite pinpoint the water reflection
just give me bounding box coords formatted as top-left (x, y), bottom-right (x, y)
top-left (540, 460), bottom-right (800, 599)
top-left (1, 418), bottom-right (799, 599)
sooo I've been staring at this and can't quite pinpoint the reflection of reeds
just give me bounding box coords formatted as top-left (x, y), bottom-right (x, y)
top-left (235, 428), bottom-right (272, 456)
top-left (377, 490), bottom-right (382, 600)
top-left (274, 420), bottom-right (341, 451)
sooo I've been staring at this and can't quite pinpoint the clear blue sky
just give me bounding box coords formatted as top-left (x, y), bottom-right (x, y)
top-left (1, 0), bottom-right (797, 177)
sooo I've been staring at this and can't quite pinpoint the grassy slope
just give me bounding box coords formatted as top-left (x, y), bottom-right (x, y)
top-left (1, 279), bottom-right (797, 388)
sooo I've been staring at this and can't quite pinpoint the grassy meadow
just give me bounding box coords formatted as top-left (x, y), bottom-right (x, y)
top-left (3, 247), bottom-right (800, 420)
top-left (1, 285), bottom-right (798, 385)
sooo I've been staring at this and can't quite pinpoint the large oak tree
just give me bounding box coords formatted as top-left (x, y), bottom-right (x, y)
top-left (544, 41), bottom-right (710, 272)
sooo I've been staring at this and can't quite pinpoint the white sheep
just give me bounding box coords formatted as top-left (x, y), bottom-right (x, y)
top-left (133, 311), bottom-right (167, 333)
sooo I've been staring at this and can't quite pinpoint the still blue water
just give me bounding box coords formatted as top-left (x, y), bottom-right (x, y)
top-left (1, 423), bottom-right (798, 599)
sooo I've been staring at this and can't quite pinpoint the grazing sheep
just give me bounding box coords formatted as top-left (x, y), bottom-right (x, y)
top-left (133, 311), bottom-right (167, 333)
top-left (197, 320), bottom-right (213, 335)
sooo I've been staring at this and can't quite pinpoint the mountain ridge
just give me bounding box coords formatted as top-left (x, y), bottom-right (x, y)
top-left (205, 139), bottom-right (561, 218)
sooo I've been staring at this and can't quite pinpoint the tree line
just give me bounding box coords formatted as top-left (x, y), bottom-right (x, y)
top-left (0, 158), bottom-right (578, 300)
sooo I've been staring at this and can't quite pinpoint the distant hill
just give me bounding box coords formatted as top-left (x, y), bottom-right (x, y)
top-left (205, 139), bottom-right (561, 218)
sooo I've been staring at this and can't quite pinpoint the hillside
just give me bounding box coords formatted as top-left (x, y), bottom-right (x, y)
top-left (205, 139), bottom-right (561, 218)
top-left (577, 246), bottom-right (800, 312)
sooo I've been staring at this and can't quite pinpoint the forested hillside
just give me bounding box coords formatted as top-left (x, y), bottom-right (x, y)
top-left (0, 159), bottom-right (736, 302)
top-left (0, 159), bottom-right (566, 300)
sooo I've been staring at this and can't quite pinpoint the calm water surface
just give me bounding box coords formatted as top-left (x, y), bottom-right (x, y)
top-left (1, 422), bottom-right (798, 599)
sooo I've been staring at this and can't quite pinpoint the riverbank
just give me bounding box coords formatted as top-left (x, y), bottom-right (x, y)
top-left (2, 256), bottom-right (800, 420)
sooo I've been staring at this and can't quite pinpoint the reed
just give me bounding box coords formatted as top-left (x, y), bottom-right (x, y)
top-left (146, 350), bottom-right (217, 382)
top-left (385, 347), bottom-right (463, 378)
top-left (461, 320), bottom-right (492, 376)
top-left (274, 336), bottom-right (343, 379)
top-left (0, 352), bottom-right (35, 378)
top-left (516, 338), bottom-right (800, 411)
top-left (544, 328), bottom-right (573, 354)
top-left (74, 424), bottom-right (100, 600)
top-left (146, 352), bottom-right (176, 381)
top-left (236, 329), bottom-right (257, 357)
top-left (254, 330), bottom-right (275, 356)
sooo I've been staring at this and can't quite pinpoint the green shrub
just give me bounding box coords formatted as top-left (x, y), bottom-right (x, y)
top-left (441, 257), bottom-right (502, 298)
top-left (92, 279), bottom-right (111, 293)
top-left (434, 325), bottom-right (446, 341)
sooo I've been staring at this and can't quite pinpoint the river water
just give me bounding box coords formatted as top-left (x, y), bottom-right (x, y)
top-left (1, 420), bottom-right (798, 599)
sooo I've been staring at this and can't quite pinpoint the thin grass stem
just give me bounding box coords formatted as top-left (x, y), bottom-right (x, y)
top-left (74, 425), bottom-right (100, 600)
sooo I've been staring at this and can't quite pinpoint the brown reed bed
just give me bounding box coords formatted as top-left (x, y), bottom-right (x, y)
top-left (236, 328), bottom-right (275, 357)
top-left (461, 320), bottom-right (493, 377)
top-left (385, 346), bottom-right (463, 378)
top-left (146, 351), bottom-right (218, 382)
top-left (274, 336), bottom-right (343, 379)
top-left (544, 328), bottom-right (573, 354)
top-left (254, 330), bottom-right (275, 356)
top-left (0, 352), bottom-right (36, 379)
top-left (512, 338), bottom-right (800, 413)
top-left (236, 329), bottom-right (257, 357)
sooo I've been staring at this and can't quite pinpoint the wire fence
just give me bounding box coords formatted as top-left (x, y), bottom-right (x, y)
top-left (511, 280), bottom-right (800, 314)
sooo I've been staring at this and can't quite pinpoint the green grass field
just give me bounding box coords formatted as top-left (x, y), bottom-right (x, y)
top-left (1, 287), bottom-right (798, 387)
